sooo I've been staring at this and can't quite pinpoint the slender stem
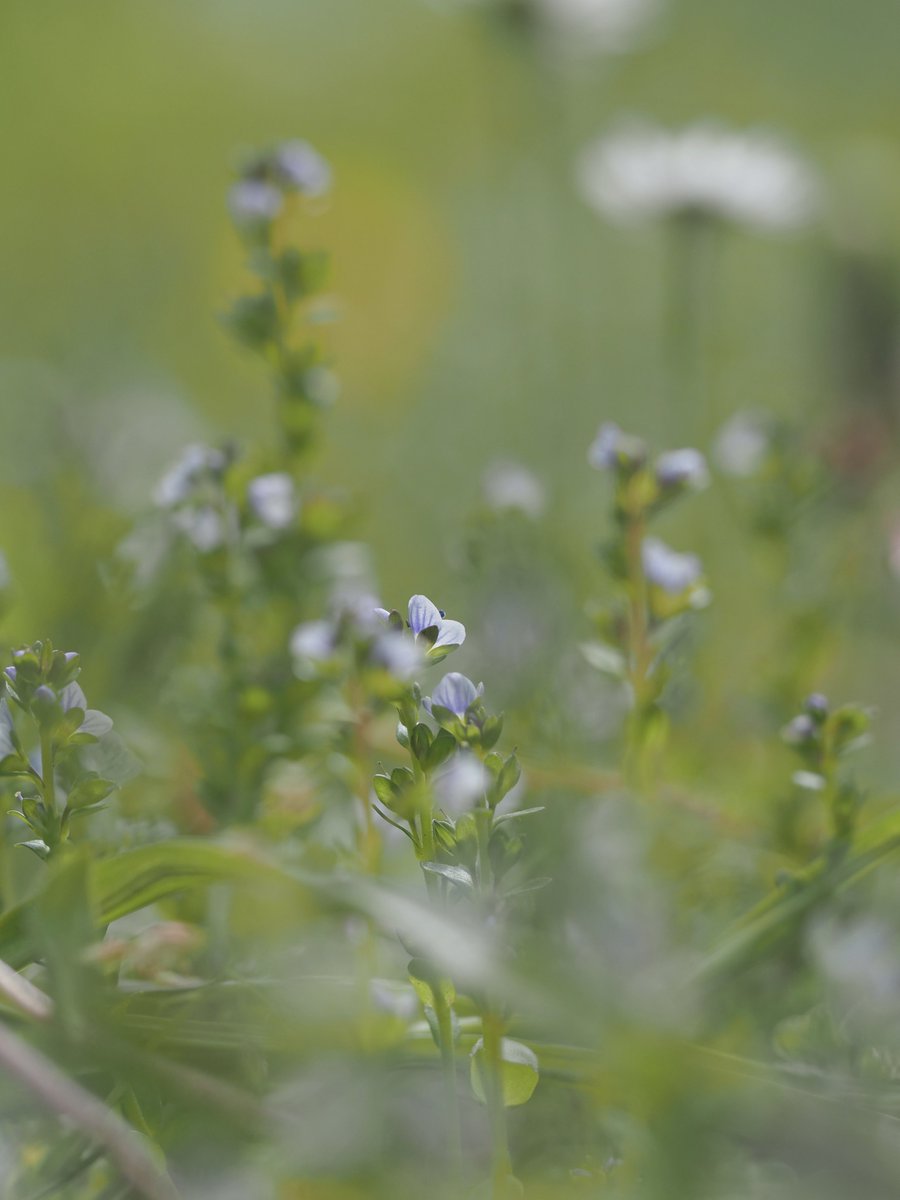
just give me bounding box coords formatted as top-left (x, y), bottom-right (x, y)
top-left (623, 511), bottom-right (654, 792)
top-left (482, 1010), bottom-right (513, 1198)
top-left (433, 987), bottom-right (463, 1172)
top-left (475, 806), bottom-right (516, 1196)
top-left (349, 677), bottom-right (380, 875)
top-left (40, 730), bottom-right (59, 852)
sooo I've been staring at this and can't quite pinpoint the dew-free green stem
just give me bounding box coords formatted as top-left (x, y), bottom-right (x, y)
top-left (433, 987), bottom-right (463, 1173)
top-left (475, 806), bottom-right (516, 1197)
top-left (39, 730), bottom-right (58, 852)
top-left (482, 1009), bottom-right (513, 1198)
top-left (623, 511), bottom-right (654, 791)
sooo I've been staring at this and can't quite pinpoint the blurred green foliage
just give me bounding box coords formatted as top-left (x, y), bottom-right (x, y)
top-left (2, 1), bottom-right (900, 1197)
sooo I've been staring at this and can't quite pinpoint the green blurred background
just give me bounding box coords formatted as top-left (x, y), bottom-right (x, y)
top-left (2, 0), bottom-right (900, 790)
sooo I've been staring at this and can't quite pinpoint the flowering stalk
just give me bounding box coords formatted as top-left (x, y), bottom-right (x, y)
top-left (782, 693), bottom-right (871, 854)
top-left (1, 642), bottom-right (115, 860)
top-left (128, 142), bottom-right (343, 827)
top-left (587, 424), bottom-right (710, 792)
top-left (372, 596), bottom-right (540, 1190)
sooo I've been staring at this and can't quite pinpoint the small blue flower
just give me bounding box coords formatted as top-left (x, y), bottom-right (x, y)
top-left (588, 422), bottom-right (646, 471)
top-left (273, 141), bottom-right (332, 197)
top-left (424, 673), bottom-right (484, 718)
top-left (655, 447), bottom-right (709, 491)
top-left (642, 537), bottom-right (702, 594)
top-left (376, 595), bottom-right (466, 662)
top-left (228, 179), bottom-right (283, 228)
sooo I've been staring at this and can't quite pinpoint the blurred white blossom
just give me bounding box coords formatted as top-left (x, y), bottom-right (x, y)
top-left (713, 410), bottom-right (771, 477)
top-left (153, 443), bottom-right (225, 509)
top-left (577, 119), bottom-right (820, 231)
top-left (273, 140), bottom-right (332, 196)
top-left (536, 0), bottom-right (661, 54)
top-left (434, 752), bottom-right (490, 815)
top-left (483, 459), bottom-right (545, 517)
top-left (172, 505), bottom-right (225, 553)
top-left (248, 472), bottom-right (298, 530)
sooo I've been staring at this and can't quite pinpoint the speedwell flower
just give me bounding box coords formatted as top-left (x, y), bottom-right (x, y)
top-left (642, 537), bottom-right (702, 594)
top-left (588, 422), bottom-right (647, 472)
top-left (423, 672), bottom-right (484, 718)
top-left (374, 594), bottom-right (466, 664)
top-left (655, 447), bottom-right (709, 491)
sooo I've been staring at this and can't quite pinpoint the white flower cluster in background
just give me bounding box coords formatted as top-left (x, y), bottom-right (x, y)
top-left (429, 0), bottom-right (661, 55)
top-left (577, 119), bottom-right (820, 232)
top-left (535, 0), bottom-right (662, 54)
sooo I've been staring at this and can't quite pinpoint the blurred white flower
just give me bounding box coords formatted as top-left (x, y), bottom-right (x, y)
top-left (483, 459), bottom-right (545, 518)
top-left (228, 179), bottom-right (283, 228)
top-left (811, 917), bottom-right (900, 1008)
top-left (370, 631), bottom-right (423, 680)
top-left (273, 140), bottom-right (332, 197)
top-left (536, 0), bottom-right (661, 54)
top-left (713, 411), bottom-right (771, 477)
top-left (588, 422), bottom-right (646, 470)
top-left (172, 505), bottom-right (225, 553)
top-left (434, 752), bottom-right (490, 815)
top-left (290, 620), bottom-right (335, 678)
top-left (153, 443), bottom-right (225, 509)
top-left (577, 119), bottom-right (820, 232)
top-left (642, 537), bottom-right (702, 593)
top-left (434, 0), bottom-right (661, 54)
top-left (248, 472), bottom-right (297, 530)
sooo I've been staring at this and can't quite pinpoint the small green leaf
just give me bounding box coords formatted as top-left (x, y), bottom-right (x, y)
top-left (65, 777), bottom-right (116, 811)
top-left (479, 715), bottom-right (504, 751)
top-left (425, 728), bottom-right (457, 772)
top-left (470, 1037), bottom-right (539, 1107)
top-left (18, 839), bottom-right (50, 861)
top-left (420, 861), bottom-right (474, 890)
top-left (407, 957), bottom-right (455, 1009)
top-left (410, 723), bottom-right (433, 765)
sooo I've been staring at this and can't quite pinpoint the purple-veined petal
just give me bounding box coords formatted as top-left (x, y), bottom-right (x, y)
top-left (408, 595), bottom-right (442, 637)
top-left (430, 673), bottom-right (480, 717)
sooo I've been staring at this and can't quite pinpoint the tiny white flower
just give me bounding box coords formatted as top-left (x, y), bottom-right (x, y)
top-left (290, 621), bottom-right (335, 678)
top-left (713, 411), bottom-right (770, 477)
top-left (248, 472), bottom-right (297, 530)
top-left (173, 505), bottom-right (225, 553)
top-left (153, 444), bottom-right (225, 509)
top-left (483, 460), bottom-right (545, 518)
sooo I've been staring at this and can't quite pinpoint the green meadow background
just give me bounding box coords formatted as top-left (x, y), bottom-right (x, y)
top-left (1, 0), bottom-right (900, 799)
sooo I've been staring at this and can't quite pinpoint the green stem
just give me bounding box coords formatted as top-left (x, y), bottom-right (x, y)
top-left (475, 808), bottom-right (516, 1197)
top-left (433, 988), bottom-right (463, 1173)
top-left (623, 511), bottom-right (654, 792)
top-left (40, 730), bottom-right (59, 852)
top-left (482, 1009), bottom-right (513, 1198)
